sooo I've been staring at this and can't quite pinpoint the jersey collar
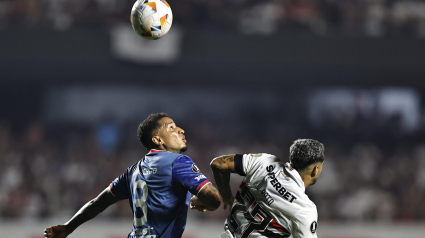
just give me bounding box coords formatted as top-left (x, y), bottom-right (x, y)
top-left (283, 162), bottom-right (306, 192)
top-left (147, 149), bottom-right (166, 155)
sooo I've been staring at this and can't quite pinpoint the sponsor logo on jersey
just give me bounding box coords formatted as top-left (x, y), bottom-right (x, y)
top-left (142, 168), bottom-right (157, 175)
top-left (266, 165), bottom-right (297, 203)
top-left (310, 221), bottom-right (317, 233)
top-left (191, 164), bottom-right (201, 173)
top-left (194, 174), bottom-right (207, 181)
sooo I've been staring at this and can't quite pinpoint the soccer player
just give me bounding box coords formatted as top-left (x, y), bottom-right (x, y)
top-left (44, 113), bottom-right (221, 238)
top-left (210, 139), bottom-right (324, 238)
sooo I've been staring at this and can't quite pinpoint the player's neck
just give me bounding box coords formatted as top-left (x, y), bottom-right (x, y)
top-left (298, 171), bottom-right (311, 189)
top-left (156, 145), bottom-right (181, 154)
top-left (300, 175), bottom-right (308, 189)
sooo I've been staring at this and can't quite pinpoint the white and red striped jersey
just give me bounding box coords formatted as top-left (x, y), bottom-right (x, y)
top-left (221, 153), bottom-right (318, 238)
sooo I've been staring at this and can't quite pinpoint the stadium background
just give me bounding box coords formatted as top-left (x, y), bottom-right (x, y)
top-left (1, 0), bottom-right (425, 237)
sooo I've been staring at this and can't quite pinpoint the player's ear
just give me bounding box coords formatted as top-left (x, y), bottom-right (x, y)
top-left (311, 165), bottom-right (319, 178)
top-left (152, 136), bottom-right (163, 146)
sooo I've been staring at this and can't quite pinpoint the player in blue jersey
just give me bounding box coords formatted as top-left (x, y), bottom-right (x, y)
top-left (44, 113), bottom-right (221, 238)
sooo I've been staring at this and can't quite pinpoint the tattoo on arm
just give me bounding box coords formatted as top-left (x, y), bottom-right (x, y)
top-left (214, 155), bottom-right (235, 170)
top-left (213, 170), bottom-right (232, 201)
top-left (197, 184), bottom-right (221, 211)
top-left (211, 155), bottom-right (236, 201)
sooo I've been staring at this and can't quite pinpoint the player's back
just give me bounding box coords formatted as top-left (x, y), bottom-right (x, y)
top-left (111, 150), bottom-right (199, 238)
top-left (224, 153), bottom-right (318, 238)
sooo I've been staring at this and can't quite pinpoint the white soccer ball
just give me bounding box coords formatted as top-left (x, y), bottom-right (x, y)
top-left (131, 0), bottom-right (173, 40)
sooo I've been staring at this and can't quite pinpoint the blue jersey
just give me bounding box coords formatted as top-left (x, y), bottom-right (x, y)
top-left (110, 150), bottom-right (211, 238)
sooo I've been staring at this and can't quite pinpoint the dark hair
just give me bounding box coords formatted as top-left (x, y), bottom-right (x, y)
top-left (289, 139), bottom-right (325, 171)
top-left (137, 113), bottom-right (169, 150)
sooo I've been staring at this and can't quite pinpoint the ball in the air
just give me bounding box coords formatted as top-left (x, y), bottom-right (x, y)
top-left (131, 0), bottom-right (173, 40)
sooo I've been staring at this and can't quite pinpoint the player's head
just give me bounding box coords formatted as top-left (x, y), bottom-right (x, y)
top-left (137, 113), bottom-right (187, 153)
top-left (289, 139), bottom-right (325, 187)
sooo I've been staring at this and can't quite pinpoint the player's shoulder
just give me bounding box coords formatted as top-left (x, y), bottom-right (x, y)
top-left (128, 160), bottom-right (141, 173)
top-left (284, 179), bottom-right (316, 206)
top-left (171, 153), bottom-right (197, 169)
top-left (141, 151), bottom-right (184, 171)
top-left (294, 196), bottom-right (317, 215)
top-left (245, 153), bottom-right (276, 159)
top-left (241, 153), bottom-right (282, 173)
top-left (151, 151), bottom-right (185, 162)
top-left (116, 160), bottom-right (141, 180)
top-left (174, 153), bottom-right (193, 162)
top-left (243, 153), bottom-right (281, 164)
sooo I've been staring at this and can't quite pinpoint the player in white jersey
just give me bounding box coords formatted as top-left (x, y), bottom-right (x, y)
top-left (209, 139), bottom-right (325, 238)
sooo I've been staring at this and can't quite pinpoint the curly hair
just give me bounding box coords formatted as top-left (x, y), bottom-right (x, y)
top-left (289, 139), bottom-right (325, 171)
top-left (137, 113), bottom-right (169, 150)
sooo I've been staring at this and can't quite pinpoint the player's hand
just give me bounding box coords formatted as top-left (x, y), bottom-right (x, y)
top-left (44, 225), bottom-right (71, 238)
top-left (223, 196), bottom-right (234, 211)
top-left (190, 195), bottom-right (207, 212)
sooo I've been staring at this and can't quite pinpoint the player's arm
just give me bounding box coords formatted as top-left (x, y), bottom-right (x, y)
top-left (192, 183), bottom-right (221, 211)
top-left (210, 154), bottom-right (239, 210)
top-left (44, 187), bottom-right (118, 238)
top-left (291, 207), bottom-right (319, 238)
top-left (172, 155), bottom-right (220, 212)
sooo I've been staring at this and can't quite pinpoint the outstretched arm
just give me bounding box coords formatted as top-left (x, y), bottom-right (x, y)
top-left (44, 187), bottom-right (118, 238)
top-left (210, 154), bottom-right (237, 210)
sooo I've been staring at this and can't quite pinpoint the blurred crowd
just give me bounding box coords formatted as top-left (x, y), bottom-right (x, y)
top-left (1, 110), bottom-right (425, 223)
top-left (1, 0), bottom-right (425, 37)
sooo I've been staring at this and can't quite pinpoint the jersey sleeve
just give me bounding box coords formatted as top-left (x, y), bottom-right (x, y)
top-left (234, 154), bottom-right (245, 176)
top-left (109, 164), bottom-right (134, 201)
top-left (241, 153), bottom-right (279, 177)
top-left (172, 155), bottom-right (211, 196)
top-left (291, 206), bottom-right (319, 238)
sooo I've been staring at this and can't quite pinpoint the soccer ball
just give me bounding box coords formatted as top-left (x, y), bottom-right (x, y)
top-left (131, 0), bottom-right (173, 40)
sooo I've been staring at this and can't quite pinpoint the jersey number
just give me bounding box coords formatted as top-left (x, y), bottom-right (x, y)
top-left (228, 186), bottom-right (273, 238)
top-left (133, 179), bottom-right (149, 227)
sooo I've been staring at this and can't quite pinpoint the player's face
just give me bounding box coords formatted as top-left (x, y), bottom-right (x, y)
top-left (155, 117), bottom-right (187, 153)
